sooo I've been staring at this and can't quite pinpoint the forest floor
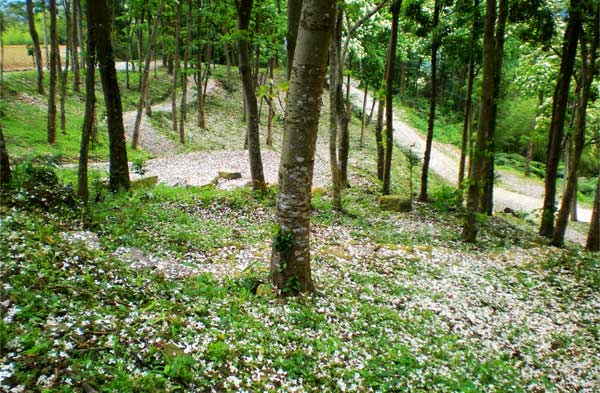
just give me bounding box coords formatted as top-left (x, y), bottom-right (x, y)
top-left (1, 67), bottom-right (598, 392)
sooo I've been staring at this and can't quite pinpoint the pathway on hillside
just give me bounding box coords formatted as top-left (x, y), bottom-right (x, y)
top-left (349, 81), bottom-right (591, 244)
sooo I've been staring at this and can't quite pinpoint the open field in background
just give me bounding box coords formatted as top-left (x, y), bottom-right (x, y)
top-left (2, 45), bottom-right (69, 71)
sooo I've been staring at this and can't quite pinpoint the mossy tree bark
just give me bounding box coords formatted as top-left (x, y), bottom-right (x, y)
top-left (91, 0), bottom-right (130, 192)
top-left (271, 0), bottom-right (335, 294)
top-left (26, 0), bottom-right (44, 95)
top-left (539, 0), bottom-right (582, 238)
top-left (553, 6), bottom-right (598, 247)
top-left (236, 0), bottom-right (267, 193)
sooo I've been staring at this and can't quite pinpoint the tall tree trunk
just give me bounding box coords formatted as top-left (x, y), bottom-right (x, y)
top-left (0, 126), bottom-right (10, 186)
top-left (375, 97), bottom-right (385, 181)
top-left (266, 57), bottom-right (275, 146)
top-left (132, 1), bottom-right (165, 150)
top-left (26, 0), bottom-right (44, 94)
top-left (59, 0), bottom-right (70, 135)
top-left (47, 0), bottom-right (58, 145)
top-left (71, 0), bottom-right (80, 92)
top-left (329, 6), bottom-right (344, 210)
top-left (540, 0), bottom-right (582, 238)
top-left (382, 1), bottom-right (402, 195)
top-left (463, 0), bottom-right (496, 242)
top-left (360, 81), bottom-right (368, 148)
top-left (179, 0), bottom-right (192, 143)
top-left (286, 0), bottom-right (303, 79)
top-left (457, 0), bottom-right (478, 207)
top-left (480, 0), bottom-right (507, 215)
top-left (271, 0), bottom-right (335, 294)
top-left (91, 0), bottom-right (131, 192)
top-left (586, 176), bottom-right (600, 251)
top-left (552, 9), bottom-right (598, 246)
top-left (75, 0), bottom-right (84, 70)
top-left (236, 0), bottom-right (267, 193)
top-left (78, 6), bottom-right (96, 202)
top-left (42, 1), bottom-right (49, 70)
top-left (338, 53), bottom-right (351, 189)
top-left (419, 0), bottom-right (440, 202)
top-left (172, 1), bottom-right (182, 135)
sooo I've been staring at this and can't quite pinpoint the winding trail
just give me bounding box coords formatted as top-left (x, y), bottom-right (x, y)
top-left (349, 81), bottom-right (591, 244)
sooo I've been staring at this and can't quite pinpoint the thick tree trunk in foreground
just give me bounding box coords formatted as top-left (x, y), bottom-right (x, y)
top-left (419, 0), bottom-right (440, 202)
top-left (47, 0), bottom-right (58, 145)
top-left (26, 0), bottom-right (44, 95)
top-left (132, 0), bottom-right (165, 150)
top-left (463, 0), bottom-right (496, 242)
top-left (553, 9), bottom-right (598, 246)
top-left (286, 0), bottom-right (303, 79)
top-left (271, 0), bottom-right (335, 294)
top-left (91, 0), bottom-right (130, 192)
top-left (0, 127), bottom-right (10, 186)
top-left (78, 6), bottom-right (96, 202)
top-left (237, 0), bottom-right (267, 193)
top-left (586, 177), bottom-right (600, 251)
top-left (382, 1), bottom-right (402, 195)
top-left (540, 0), bottom-right (582, 238)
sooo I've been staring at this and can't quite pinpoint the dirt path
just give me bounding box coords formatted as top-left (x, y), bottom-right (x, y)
top-left (349, 81), bottom-right (591, 244)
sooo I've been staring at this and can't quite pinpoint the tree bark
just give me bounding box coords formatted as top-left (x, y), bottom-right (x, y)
top-left (172, 0), bottom-right (182, 135)
top-left (540, 0), bottom-right (582, 238)
top-left (360, 81), bottom-right (368, 148)
top-left (286, 0), bottom-right (303, 79)
top-left (78, 5), bottom-right (96, 202)
top-left (375, 97), bottom-right (385, 181)
top-left (463, 0), bottom-right (496, 242)
top-left (236, 0), bottom-right (267, 193)
top-left (47, 0), bottom-right (58, 145)
top-left (419, 0), bottom-right (440, 202)
top-left (59, 0), bottom-right (70, 135)
top-left (480, 0), bottom-right (507, 215)
top-left (552, 8), bottom-right (598, 246)
top-left (329, 6), bottom-right (344, 209)
top-left (71, 0), bottom-right (80, 92)
top-left (179, 0), bottom-right (192, 143)
top-left (26, 0), bottom-right (44, 94)
top-left (266, 57), bottom-right (275, 146)
top-left (271, 0), bottom-right (335, 294)
top-left (586, 176), bottom-right (600, 251)
top-left (0, 126), bottom-right (10, 186)
top-left (132, 0), bottom-right (165, 150)
top-left (382, 1), bottom-right (402, 195)
top-left (91, 0), bottom-right (130, 192)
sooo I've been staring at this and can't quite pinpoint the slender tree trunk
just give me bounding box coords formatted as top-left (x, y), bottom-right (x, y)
top-left (553, 10), bottom-right (598, 246)
top-left (71, 0), bottom-right (80, 92)
top-left (286, 0), bottom-right (303, 79)
top-left (136, 15), bottom-right (144, 91)
top-left (419, 0), bottom-right (440, 202)
top-left (271, 0), bottom-right (335, 294)
top-left (132, 1), bottom-right (165, 150)
top-left (368, 96), bottom-right (376, 124)
top-left (224, 41), bottom-right (233, 80)
top-left (91, 0), bottom-right (130, 191)
top-left (382, 1), bottom-right (402, 195)
top-left (78, 8), bottom-right (96, 202)
top-left (26, 0), bottom-right (44, 94)
top-left (42, 2), bottom-right (49, 70)
top-left (329, 6), bottom-right (343, 209)
top-left (75, 0), bottom-right (84, 71)
top-left (375, 97), bottom-right (385, 181)
top-left (179, 0), bottom-right (192, 143)
top-left (47, 0), bottom-right (58, 145)
top-left (236, 0), bottom-right (267, 193)
top-left (172, 1), bottom-right (182, 134)
top-left (457, 0), bottom-right (478, 207)
top-left (360, 82), bottom-right (368, 148)
top-left (586, 176), bottom-right (600, 251)
top-left (0, 126), bottom-right (10, 186)
top-left (540, 0), bottom-right (582, 238)
top-left (480, 0), bottom-right (507, 215)
top-left (463, 0), bottom-right (496, 242)
top-left (266, 57), bottom-right (275, 146)
top-left (338, 54), bottom-right (351, 189)
top-left (59, 0), bottom-right (70, 135)
top-left (196, 10), bottom-right (206, 129)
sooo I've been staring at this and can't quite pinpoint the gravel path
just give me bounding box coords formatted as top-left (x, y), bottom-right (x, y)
top-left (348, 81), bottom-right (592, 224)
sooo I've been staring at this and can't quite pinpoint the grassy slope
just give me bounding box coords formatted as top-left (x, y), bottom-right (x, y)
top-left (1, 70), bottom-right (598, 392)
